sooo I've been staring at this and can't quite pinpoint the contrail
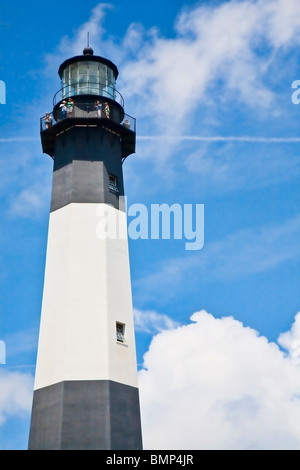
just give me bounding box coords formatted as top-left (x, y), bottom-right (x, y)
top-left (0, 137), bottom-right (39, 143)
top-left (1, 135), bottom-right (300, 144)
top-left (138, 135), bottom-right (300, 143)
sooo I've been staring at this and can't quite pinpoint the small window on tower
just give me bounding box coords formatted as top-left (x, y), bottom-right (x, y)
top-left (116, 322), bottom-right (125, 343)
top-left (109, 174), bottom-right (119, 193)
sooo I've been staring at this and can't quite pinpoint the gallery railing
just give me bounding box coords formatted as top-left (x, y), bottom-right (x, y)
top-left (40, 104), bottom-right (136, 133)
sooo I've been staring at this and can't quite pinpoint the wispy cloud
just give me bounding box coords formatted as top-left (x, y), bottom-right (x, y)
top-left (0, 370), bottom-right (33, 427)
top-left (9, 180), bottom-right (51, 219)
top-left (134, 308), bottom-right (180, 334)
top-left (122, 0), bottom-right (300, 128)
top-left (134, 213), bottom-right (300, 302)
top-left (115, 0), bottom-right (300, 180)
top-left (5, 328), bottom-right (38, 360)
top-left (0, 138), bottom-right (39, 143)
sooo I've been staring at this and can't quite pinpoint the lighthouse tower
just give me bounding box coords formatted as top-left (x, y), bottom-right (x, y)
top-left (28, 46), bottom-right (143, 450)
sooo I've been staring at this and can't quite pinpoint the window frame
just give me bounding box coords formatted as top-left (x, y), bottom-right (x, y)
top-left (109, 174), bottom-right (119, 194)
top-left (116, 322), bottom-right (126, 343)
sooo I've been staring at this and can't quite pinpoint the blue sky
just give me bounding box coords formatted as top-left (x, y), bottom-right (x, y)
top-left (1, 0), bottom-right (300, 450)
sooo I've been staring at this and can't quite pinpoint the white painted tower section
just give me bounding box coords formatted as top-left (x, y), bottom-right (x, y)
top-left (34, 202), bottom-right (138, 391)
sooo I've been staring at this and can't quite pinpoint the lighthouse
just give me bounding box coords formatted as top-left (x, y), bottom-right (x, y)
top-left (28, 46), bottom-right (143, 450)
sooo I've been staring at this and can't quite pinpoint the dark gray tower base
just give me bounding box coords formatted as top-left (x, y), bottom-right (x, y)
top-left (29, 380), bottom-right (143, 450)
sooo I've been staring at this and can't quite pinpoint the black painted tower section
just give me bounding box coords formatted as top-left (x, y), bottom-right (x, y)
top-left (29, 381), bottom-right (142, 450)
top-left (50, 126), bottom-right (125, 212)
top-left (28, 48), bottom-right (142, 450)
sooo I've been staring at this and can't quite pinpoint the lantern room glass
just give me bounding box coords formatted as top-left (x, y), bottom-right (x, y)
top-left (61, 61), bottom-right (116, 100)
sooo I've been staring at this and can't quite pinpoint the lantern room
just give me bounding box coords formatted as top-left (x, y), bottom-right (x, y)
top-left (40, 46), bottom-right (136, 160)
top-left (57, 46), bottom-right (120, 102)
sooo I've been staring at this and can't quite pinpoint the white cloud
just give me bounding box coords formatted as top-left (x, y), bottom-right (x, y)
top-left (278, 313), bottom-right (300, 365)
top-left (263, 0), bottom-right (300, 47)
top-left (0, 371), bottom-right (33, 426)
top-left (134, 308), bottom-right (179, 334)
top-left (115, 0), bottom-right (300, 182)
top-left (139, 310), bottom-right (300, 450)
top-left (121, 0), bottom-right (300, 126)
